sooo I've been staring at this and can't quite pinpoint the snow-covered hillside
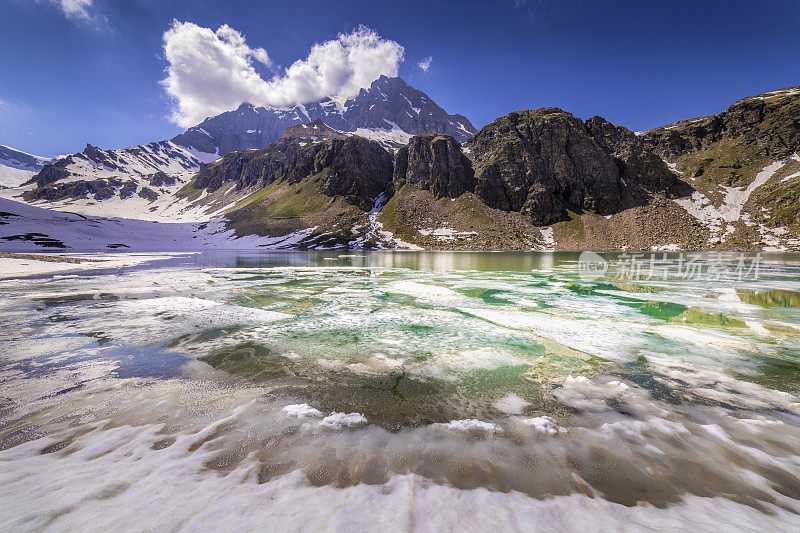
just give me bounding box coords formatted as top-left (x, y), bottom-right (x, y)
top-left (0, 145), bottom-right (52, 188)
top-left (0, 198), bottom-right (315, 251)
top-left (0, 141), bottom-right (231, 222)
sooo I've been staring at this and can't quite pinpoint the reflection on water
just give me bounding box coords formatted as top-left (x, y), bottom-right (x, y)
top-left (0, 251), bottom-right (799, 530)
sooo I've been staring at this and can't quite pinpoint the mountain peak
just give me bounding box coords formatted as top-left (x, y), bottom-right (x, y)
top-left (171, 76), bottom-right (477, 156)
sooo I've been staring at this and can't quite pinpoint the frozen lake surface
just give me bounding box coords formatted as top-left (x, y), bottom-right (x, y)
top-left (1, 251), bottom-right (799, 531)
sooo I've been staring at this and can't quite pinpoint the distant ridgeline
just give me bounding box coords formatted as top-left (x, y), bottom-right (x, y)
top-left (3, 82), bottom-right (800, 251)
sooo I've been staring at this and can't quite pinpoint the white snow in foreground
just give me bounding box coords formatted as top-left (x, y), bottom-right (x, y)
top-left (386, 280), bottom-right (460, 300)
top-left (282, 404), bottom-right (324, 420)
top-left (522, 416), bottom-right (566, 436)
top-left (492, 393), bottom-right (530, 415)
top-left (319, 412), bottom-right (368, 430)
top-left (446, 419), bottom-right (502, 433)
top-left (0, 253), bottom-right (181, 279)
top-left (2, 417), bottom-right (796, 531)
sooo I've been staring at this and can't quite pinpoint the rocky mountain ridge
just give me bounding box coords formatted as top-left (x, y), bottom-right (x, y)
top-left (2, 84), bottom-right (798, 251)
top-left (195, 86), bottom-right (799, 251)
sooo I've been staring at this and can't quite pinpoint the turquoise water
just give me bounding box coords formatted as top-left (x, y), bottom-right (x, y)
top-left (0, 252), bottom-right (799, 530)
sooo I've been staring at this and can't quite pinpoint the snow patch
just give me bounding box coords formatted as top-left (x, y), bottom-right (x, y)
top-left (282, 404), bottom-right (323, 420)
top-left (446, 419), bottom-right (502, 433)
top-left (522, 416), bottom-right (565, 436)
top-left (319, 412), bottom-right (368, 430)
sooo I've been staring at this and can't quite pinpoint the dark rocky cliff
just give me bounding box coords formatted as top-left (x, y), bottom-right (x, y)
top-left (393, 134), bottom-right (474, 198)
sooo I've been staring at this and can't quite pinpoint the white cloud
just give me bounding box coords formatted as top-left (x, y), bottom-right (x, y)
top-left (50, 0), bottom-right (93, 20)
top-left (47, 0), bottom-right (109, 29)
top-left (162, 22), bottom-right (405, 128)
top-left (417, 56), bottom-right (433, 72)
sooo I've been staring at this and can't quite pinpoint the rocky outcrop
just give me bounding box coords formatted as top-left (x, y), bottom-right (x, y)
top-left (23, 178), bottom-right (124, 202)
top-left (149, 171), bottom-right (176, 187)
top-left (26, 141), bottom-right (201, 195)
top-left (393, 134), bottom-right (474, 198)
top-left (644, 86), bottom-right (800, 160)
top-left (26, 159), bottom-right (72, 187)
top-left (314, 137), bottom-right (394, 208)
top-left (465, 109), bottom-right (623, 224)
top-left (138, 187), bottom-right (159, 201)
top-left (462, 108), bottom-right (684, 225)
top-left (280, 119), bottom-right (348, 142)
top-left (118, 180), bottom-right (138, 199)
top-left (193, 135), bottom-right (393, 211)
top-left (585, 116), bottom-right (686, 195)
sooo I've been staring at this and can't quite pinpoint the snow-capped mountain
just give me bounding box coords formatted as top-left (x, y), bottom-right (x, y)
top-left (171, 76), bottom-right (477, 156)
top-left (0, 145), bottom-right (53, 188)
top-left (2, 75), bottom-right (476, 221)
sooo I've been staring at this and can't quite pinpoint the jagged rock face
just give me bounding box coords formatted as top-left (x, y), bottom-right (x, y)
top-left (24, 178), bottom-right (124, 202)
top-left (172, 76), bottom-right (477, 156)
top-left (644, 87), bottom-right (800, 160)
top-left (314, 137), bottom-right (394, 208)
top-left (585, 116), bottom-right (684, 194)
top-left (465, 109), bottom-right (624, 224)
top-left (462, 109), bottom-right (685, 225)
top-left (393, 134), bottom-right (474, 198)
top-left (20, 141), bottom-right (198, 207)
top-left (193, 136), bottom-right (393, 211)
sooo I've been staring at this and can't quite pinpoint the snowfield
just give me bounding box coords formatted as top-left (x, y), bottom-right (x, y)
top-left (672, 156), bottom-right (800, 247)
top-left (0, 198), bottom-right (315, 252)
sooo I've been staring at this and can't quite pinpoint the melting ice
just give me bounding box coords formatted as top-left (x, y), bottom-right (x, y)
top-left (0, 251), bottom-right (799, 531)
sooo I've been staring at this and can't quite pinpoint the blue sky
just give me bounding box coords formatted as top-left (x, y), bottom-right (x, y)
top-left (1, 0), bottom-right (799, 157)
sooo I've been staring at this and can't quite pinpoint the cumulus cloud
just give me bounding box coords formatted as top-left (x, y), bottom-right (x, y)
top-left (162, 22), bottom-right (405, 127)
top-left (417, 56), bottom-right (433, 72)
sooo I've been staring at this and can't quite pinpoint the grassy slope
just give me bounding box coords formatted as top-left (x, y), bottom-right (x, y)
top-left (225, 172), bottom-right (365, 244)
top-left (378, 185), bottom-right (546, 250)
